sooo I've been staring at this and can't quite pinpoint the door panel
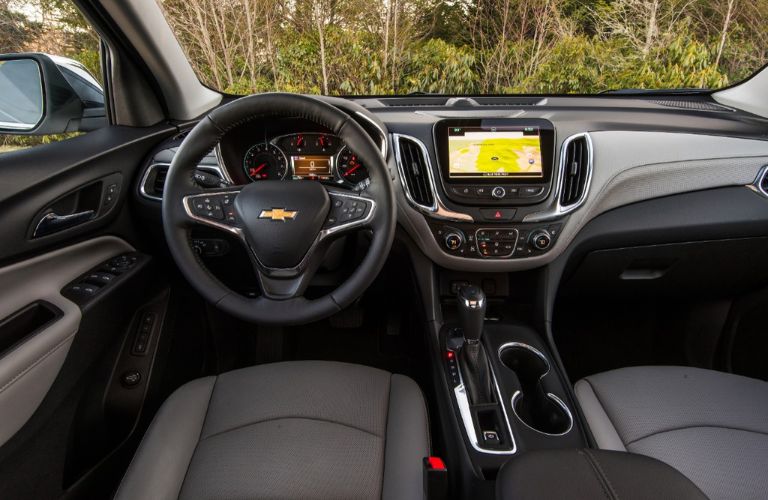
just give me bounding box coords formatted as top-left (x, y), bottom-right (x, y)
top-left (0, 236), bottom-right (133, 446)
top-left (0, 124), bottom-right (173, 263)
top-left (0, 121), bottom-right (180, 499)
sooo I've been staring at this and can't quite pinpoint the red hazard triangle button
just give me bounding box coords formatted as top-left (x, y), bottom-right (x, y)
top-left (480, 208), bottom-right (517, 221)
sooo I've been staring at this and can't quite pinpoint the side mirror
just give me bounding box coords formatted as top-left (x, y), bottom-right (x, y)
top-left (0, 53), bottom-right (105, 135)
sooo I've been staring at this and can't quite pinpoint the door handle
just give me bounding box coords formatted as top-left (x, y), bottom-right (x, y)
top-left (33, 210), bottom-right (96, 238)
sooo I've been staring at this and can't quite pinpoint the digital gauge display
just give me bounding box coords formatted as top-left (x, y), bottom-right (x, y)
top-left (292, 155), bottom-right (332, 178)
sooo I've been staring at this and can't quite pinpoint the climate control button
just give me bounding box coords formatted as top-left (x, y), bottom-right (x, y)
top-left (444, 231), bottom-right (464, 251)
top-left (530, 230), bottom-right (552, 250)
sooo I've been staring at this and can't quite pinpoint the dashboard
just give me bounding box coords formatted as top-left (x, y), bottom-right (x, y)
top-left (137, 95), bottom-right (768, 272)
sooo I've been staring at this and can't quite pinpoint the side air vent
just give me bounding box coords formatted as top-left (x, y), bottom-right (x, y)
top-left (395, 135), bottom-right (435, 209)
top-left (559, 135), bottom-right (591, 209)
top-left (754, 166), bottom-right (768, 197)
top-left (139, 162), bottom-right (224, 201)
top-left (140, 163), bottom-right (170, 200)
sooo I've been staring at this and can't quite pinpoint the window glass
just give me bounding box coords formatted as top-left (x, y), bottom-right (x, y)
top-left (157, 0), bottom-right (768, 96)
top-left (0, 0), bottom-right (103, 154)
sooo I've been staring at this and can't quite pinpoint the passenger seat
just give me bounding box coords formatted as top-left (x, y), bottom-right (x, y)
top-left (575, 366), bottom-right (768, 500)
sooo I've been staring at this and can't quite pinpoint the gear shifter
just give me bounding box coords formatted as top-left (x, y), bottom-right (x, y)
top-left (457, 285), bottom-right (494, 404)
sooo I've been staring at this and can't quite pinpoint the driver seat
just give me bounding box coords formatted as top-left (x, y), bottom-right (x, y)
top-left (114, 361), bottom-right (430, 500)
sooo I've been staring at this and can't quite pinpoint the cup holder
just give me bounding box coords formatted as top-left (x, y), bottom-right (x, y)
top-left (498, 343), bottom-right (573, 436)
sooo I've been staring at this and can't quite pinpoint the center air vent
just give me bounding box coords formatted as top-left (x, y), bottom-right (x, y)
top-left (395, 135), bottom-right (435, 209)
top-left (559, 134), bottom-right (591, 209)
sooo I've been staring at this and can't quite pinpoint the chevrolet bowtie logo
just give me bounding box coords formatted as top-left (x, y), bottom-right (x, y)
top-left (259, 208), bottom-right (298, 222)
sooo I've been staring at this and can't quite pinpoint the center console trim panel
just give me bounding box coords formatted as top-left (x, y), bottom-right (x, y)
top-left (452, 344), bottom-right (518, 455)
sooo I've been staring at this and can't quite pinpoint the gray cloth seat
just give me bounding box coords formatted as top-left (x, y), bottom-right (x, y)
top-left (575, 366), bottom-right (768, 500)
top-left (115, 361), bottom-right (430, 500)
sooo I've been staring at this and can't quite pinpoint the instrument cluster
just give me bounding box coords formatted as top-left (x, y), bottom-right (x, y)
top-left (242, 133), bottom-right (369, 187)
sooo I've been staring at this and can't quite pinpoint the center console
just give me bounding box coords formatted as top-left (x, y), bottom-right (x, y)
top-left (396, 118), bottom-right (581, 262)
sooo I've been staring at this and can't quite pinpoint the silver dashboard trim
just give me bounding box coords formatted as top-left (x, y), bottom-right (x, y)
top-left (523, 132), bottom-right (593, 222)
top-left (749, 164), bottom-right (768, 197)
top-left (353, 110), bottom-right (388, 158)
top-left (392, 133), bottom-right (474, 222)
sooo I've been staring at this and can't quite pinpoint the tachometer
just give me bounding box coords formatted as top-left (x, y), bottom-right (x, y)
top-left (336, 147), bottom-right (368, 184)
top-left (243, 143), bottom-right (288, 181)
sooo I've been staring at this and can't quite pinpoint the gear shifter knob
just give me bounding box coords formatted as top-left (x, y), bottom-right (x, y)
top-left (457, 285), bottom-right (486, 343)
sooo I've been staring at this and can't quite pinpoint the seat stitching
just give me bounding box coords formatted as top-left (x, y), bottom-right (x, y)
top-left (584, 449), bottom-right (620, 500)
top-left (583, 379), bottom-right (628, 448)
top-left (177, 377), bottom-right (217, 498)
top-left (380, 373), bottom-right (393, 500)
top-left (626, 424), bottom-right (768, 447)
top-left (200, 415), bottom-right (384, 442)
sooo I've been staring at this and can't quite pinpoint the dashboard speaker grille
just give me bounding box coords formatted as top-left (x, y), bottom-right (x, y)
top-left (560, 136), bottom-right (590, 207)
top-left (397, 136), bottom-right (435, 208)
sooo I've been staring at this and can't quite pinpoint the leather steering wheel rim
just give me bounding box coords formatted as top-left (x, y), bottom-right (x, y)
top-left (162, 93), bottom-right (396, 325)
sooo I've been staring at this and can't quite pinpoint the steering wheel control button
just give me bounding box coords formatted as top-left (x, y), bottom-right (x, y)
top-left (189, 192), bottom-right (240, 225)
top-left (479, 208), bottom-right (516, 221)
top-left (325, 195), bottom-right (372, 228)
top-left (444, 232), bottom-right (464, 251)
top-left (491, 186), bottom-right (506, 199)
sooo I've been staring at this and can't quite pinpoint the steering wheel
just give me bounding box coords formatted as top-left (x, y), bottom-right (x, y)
top-left (162, 93), bottom-right (396, 325)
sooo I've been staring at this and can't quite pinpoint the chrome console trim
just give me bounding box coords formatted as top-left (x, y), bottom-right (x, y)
top-left (498, 342), bottom-right (574, 437)
top-left (523, 132), bottom-right (593, 222)
top-left (392, 133), bottom-right (474, 222)
top-left (452, 347), bottom-right (517, 455)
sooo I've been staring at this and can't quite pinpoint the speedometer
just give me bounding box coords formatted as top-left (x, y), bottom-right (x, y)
top-left (243, 143), bottom-right (288, 181)
top-left (336, 147), bottom-right (368, 184)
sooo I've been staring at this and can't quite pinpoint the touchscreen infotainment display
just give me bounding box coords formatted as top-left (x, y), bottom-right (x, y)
top-left (447, 126), bottom-right (543, 179)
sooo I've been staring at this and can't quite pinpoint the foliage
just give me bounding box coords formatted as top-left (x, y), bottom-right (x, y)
top-left (1, 0), bottom-right (767, 99)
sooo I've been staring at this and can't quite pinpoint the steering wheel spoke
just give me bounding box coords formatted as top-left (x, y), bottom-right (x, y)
top-left (182, 187), bottom-right (243, 234)
top-left (321, 189), bottom-right (376, 239)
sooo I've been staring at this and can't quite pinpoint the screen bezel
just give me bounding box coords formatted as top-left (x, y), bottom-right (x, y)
top-left (434, 119), bottom-right (555, 185)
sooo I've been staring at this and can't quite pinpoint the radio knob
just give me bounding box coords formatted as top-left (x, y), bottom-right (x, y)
top-left (491, 186), bottom-right (506, 199)
top-left (530, 230), bottom-right (552, 250)
top-left (444, 231), bottom-right (464, 251)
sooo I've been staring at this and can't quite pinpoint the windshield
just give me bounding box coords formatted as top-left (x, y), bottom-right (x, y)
top-left (160, 1), bottom-right (767, 96)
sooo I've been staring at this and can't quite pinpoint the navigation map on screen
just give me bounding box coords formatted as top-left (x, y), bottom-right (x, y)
top-left (447, 127), bottom-right (543, 179)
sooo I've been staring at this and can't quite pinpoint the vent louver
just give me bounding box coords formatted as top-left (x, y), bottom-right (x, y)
top-left (559, 135), bottom-right (591, 208)
top-left (396, 136), bottom-right (435, 209)
top-left (152, 166), bottom-right (168, 195)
